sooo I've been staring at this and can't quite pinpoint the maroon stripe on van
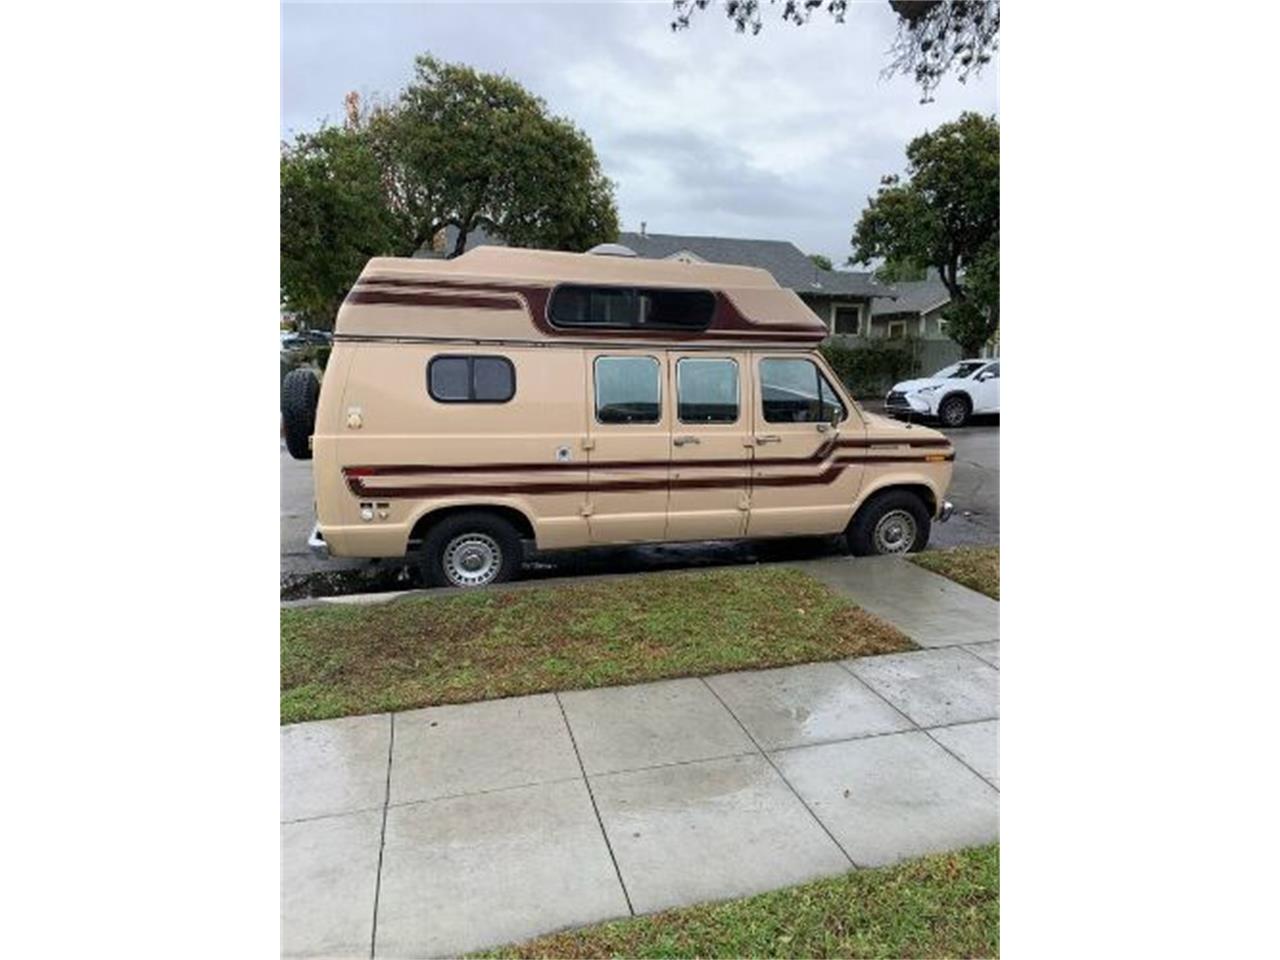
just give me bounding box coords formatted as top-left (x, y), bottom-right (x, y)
top-left (344, 289), bottom-right (524, 310)
top-left (342, 452), bottom-right (952, 499)
top-left (340, 437), bottom-right (950, 480)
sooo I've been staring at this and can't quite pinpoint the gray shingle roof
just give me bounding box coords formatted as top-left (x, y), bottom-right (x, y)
top-left (617, 232), bottom-right (887, 299)
top-left (871, 278), bottom-right (952, 317)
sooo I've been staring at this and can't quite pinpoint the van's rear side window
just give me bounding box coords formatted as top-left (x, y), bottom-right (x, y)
top-left (550, 286), bottom-right (715, 330)
top-left (427, 355), bottom-right (515, 403)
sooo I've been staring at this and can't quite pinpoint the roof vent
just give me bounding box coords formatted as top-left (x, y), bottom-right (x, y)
top-left (586, 242), bottom-right (638, 258)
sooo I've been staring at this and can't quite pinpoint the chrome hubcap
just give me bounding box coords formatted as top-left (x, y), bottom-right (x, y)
top-left (873, 509), bottom-right (918, 554)
top-left (942, 401), bottom-right (964, 425)
top-left (443, 533), bottom-right (502, 587)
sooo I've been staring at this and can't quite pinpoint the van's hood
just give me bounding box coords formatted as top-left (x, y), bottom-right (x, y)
top-left (860, 411), bottom-right (950, 445)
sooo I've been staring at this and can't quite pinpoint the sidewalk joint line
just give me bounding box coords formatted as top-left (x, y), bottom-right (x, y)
top-left (958, 643), bottom-right (1000, 669)
top-left (835, 660), bottom-right (999, 794)
top-left (369, 712), bottom-right (395, 959)
top-left (698, 676), bottom-right (859, 870)
top-left (555, 692), bottom-right (635, 916)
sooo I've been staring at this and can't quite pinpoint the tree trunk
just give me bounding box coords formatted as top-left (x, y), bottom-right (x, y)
top-left (450, 224), bottom-right (469, 259)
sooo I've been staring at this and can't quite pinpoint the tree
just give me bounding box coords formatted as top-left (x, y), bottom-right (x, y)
top-left (380, 55), bottom-right (618, 258)
top-left (280, 55), bottom-right (619, 328)
top-left (280, 126), bottom-right (407, 330)
top-left (871, 258), bottom-right (928, 283)
top-left (851, 112), bottom-right (998, 355)
top-left (808, 252), bottom-right (833, 271)
top-left (670, 1), bottom-right (999, 101)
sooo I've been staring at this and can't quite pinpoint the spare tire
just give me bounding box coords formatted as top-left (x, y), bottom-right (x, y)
top-left (281, 367), bottom-right (320, 460)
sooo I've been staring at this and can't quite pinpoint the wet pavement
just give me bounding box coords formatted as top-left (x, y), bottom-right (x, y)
top-left (282, 557), bottom-right (1000, 957)
top-left (280, 416), bottom-right (998, 598)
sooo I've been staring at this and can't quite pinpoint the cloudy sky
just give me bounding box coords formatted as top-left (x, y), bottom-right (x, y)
top-left (282, 0), bottom-right (999, 263)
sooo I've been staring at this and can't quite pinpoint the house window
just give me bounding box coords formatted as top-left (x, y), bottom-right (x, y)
top-left (832, 305), bottom-right (861, 335)
top-left (550, 285), bottom-right (715, 330)
top-left (594, 356), bottom-right (661, 424)
top-left (887, 321), bottom-right (908, 340)
top-left (427, 355), bottom-right (515, 403)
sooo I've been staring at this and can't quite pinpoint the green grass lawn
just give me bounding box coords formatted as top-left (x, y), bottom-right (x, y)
top-left (477, 844), bottom-right (999, 959)
top-left (281, 566), bottom-right (914, 724)
top-left (912, 546), bottom-right (1000, 600)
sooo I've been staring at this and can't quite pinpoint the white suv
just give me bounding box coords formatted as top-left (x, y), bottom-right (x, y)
top-left (886, 359), bottom-right (1000, 428)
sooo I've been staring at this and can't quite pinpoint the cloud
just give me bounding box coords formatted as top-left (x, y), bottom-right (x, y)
top-left (281, 0), bottom-right (998, 260)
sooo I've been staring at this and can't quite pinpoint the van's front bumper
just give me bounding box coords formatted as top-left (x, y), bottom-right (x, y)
top-left (937, 500), bottom-right (954, 522)
top-left (307, 524), bottom-right (330, 559)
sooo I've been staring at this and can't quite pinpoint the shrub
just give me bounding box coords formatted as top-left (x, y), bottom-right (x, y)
top-left (821, 338), bottom-right (922, 397)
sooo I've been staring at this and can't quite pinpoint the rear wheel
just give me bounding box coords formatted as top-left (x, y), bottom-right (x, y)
top-left (420, 512), bottom-right (524, 589)
top-left (847, 490), bottom-right (932, 557)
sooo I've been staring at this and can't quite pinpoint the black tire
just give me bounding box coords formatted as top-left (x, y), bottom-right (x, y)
top-left (420, 511), bottom-right (524, 589)
top-left (846, 489), bottom-right (932, 557)
top-left (937, 393), bottom-right (971, 428)
top-left (281, 368), bottom-right (320, 460)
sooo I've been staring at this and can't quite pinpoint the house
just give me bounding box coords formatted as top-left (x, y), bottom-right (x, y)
top-left (616, 229), bottom-right (889, 338)
top-left (868, 271), bottom-right (954, 340)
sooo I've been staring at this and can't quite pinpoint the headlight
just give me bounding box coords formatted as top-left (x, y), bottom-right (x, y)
top-left (915, 385), bottom-right (940, 395)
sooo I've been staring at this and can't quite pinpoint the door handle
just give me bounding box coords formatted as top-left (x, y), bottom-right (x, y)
top-left (673, 435), bottom-right (701, 446)
top-left (755, 435), bottom-right (782, 445)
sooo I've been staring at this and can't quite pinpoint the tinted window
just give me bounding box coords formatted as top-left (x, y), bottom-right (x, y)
top-left (677, 358), bottom-right (738, 424)
top-left (595, 356), bottom-right (660, 424)
top-left (760, 358), bottom-right (844, 424)
top-left (550, 286), bottom-right (714, 330)
top-left (982, 362), bottom-right (1000, 378)
top-left (473, 357), bottom-right (515, 400)
top-left (427, 355), bottom-right (515, 403)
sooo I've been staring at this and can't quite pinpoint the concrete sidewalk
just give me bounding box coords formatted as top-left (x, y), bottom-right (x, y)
top-left (282, 558), bottom-right (1000, 959)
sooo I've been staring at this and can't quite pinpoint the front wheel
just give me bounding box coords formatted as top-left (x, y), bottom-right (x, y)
top-left (420, 512), bottom-right (524, 588)
top-left (937, 394), bottom-right (971, 428)
top-left (846, 490), bottom-right (932, 557)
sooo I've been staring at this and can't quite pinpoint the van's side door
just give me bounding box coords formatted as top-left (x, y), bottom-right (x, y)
top-left (746, 353), bottom-right (864, 537)
top-left (664, 352), bottom-right (751, 541)
top-left (584, 350), bottom-right (671, 543)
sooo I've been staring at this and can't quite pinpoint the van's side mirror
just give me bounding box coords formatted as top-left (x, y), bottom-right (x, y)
top-left (830, 405), bottom-right (843, 427)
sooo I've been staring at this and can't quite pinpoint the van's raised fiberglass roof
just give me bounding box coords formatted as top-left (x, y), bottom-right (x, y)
top-left (334, 246), bottom-right (828, 345)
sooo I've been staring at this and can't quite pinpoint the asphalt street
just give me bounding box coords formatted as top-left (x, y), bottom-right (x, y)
top-left (280, 417), bottom-right (998, 595)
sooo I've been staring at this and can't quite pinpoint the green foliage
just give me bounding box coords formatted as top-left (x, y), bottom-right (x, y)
top-left (386, 55), bottom-right (619, 257)
top-left (821, 339), bottom-right (921, 397)
top-left (280, 54), bottom-right (619, 329)
top-left (853, 111), bottom-right (998, 356)
top-left (872, 257), bottom-right (928, 283)
top-left (670, 2), bottom-right (999, 101)
top-left (808, 252), bottom-right (833, 271)
top-left (280, 127), bottom-right (406, 330)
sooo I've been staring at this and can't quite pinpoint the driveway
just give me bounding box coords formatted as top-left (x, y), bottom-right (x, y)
top-left (281, 416), bottom-right (998, 594)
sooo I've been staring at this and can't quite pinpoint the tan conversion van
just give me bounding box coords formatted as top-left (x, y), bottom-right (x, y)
top-left (281, 247), bottom-right (955, 588)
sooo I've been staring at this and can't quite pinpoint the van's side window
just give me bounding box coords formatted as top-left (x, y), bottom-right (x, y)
top-left (427, 355), bottom-right (515, 403)
top-left (595, 356), bottom-right (660, 424)
top-left (677, 358), bottom-right (738, 423)
top-left (551, 286), bottom-right (715, 330)
top-left (760, 358), bottom-right (845, 423)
